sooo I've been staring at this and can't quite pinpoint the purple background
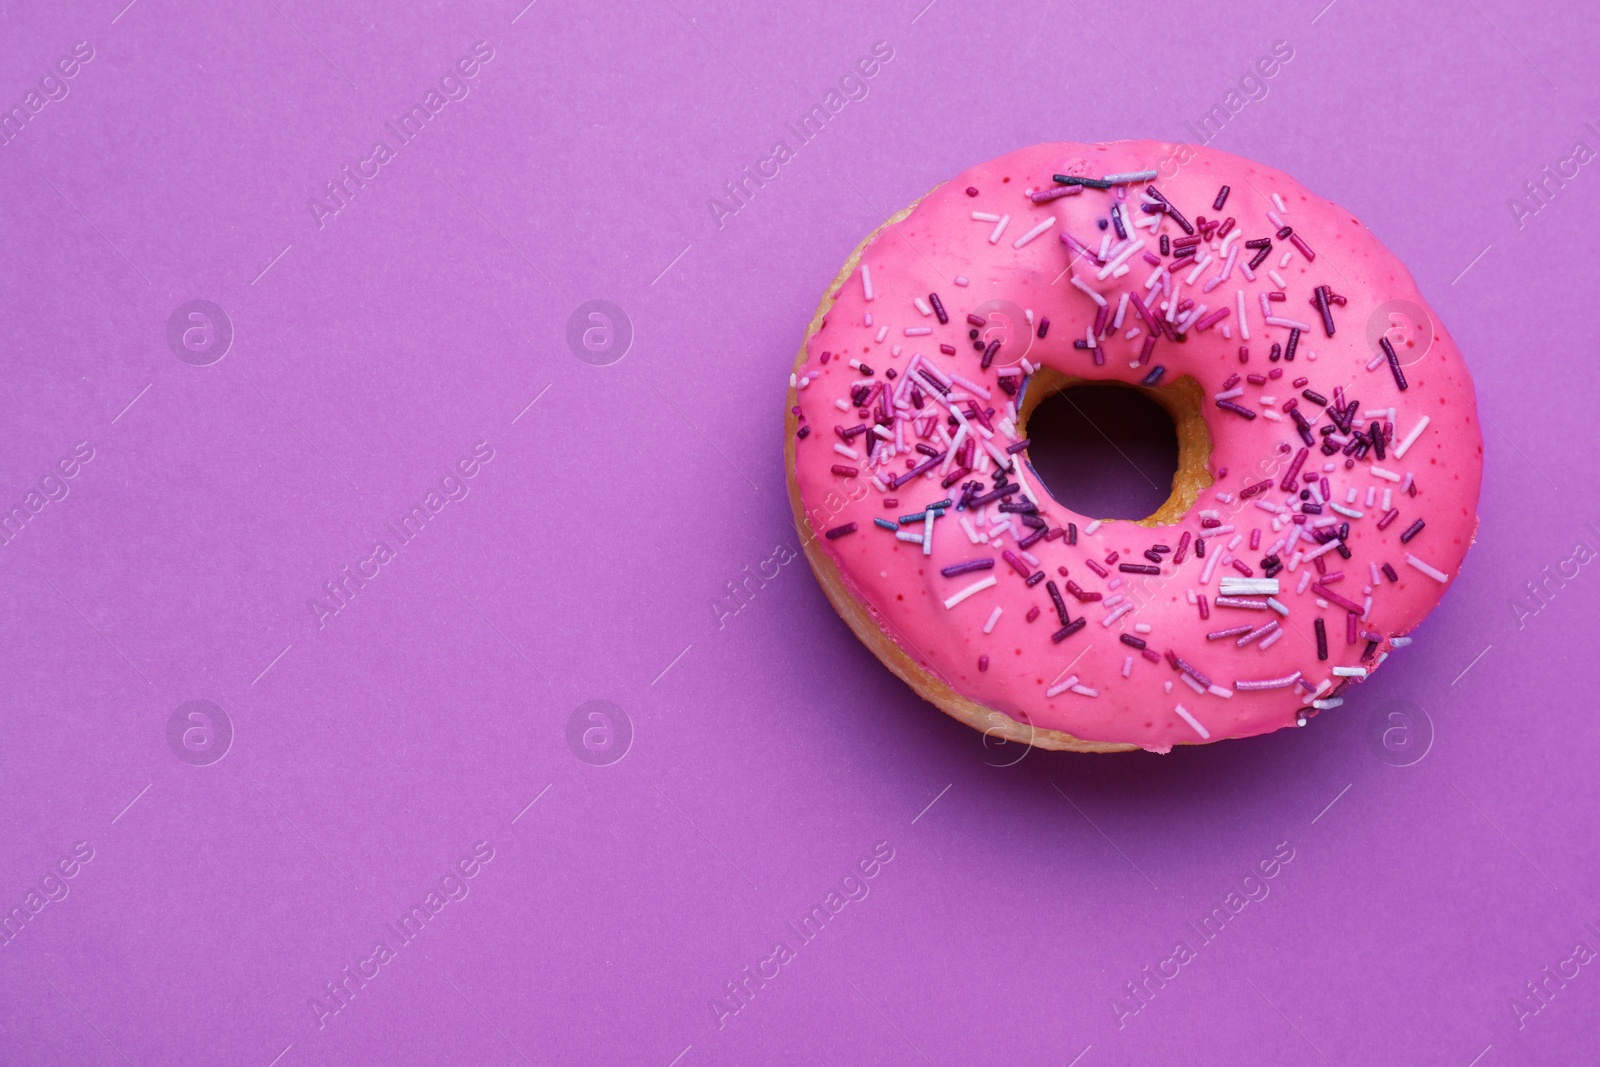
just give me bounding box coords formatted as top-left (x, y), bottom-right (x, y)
top-left (2, 0), bottom-right (1597, 1063)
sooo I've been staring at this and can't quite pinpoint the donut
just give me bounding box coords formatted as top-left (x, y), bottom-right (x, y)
top-left (784, 141), bottom-right (1482, 753)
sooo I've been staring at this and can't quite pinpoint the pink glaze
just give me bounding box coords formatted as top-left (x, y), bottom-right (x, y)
top-left (789, 141), bottom-right (1483, 752)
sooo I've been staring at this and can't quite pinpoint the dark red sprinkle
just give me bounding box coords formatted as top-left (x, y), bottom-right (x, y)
top-left (967, 314), bottom-right (987, 327)
top-left (1026, 605), bottom-right (1041, 622)
top-left (1120, 633), bottom-right (1148, 650)
top-left (1037, 317), bottom-right (1050, 338)
top-left (1051, 618), bottom-right (1087, 642)
top-left (966, 186), bottom-right (979, 196)
top-left (825, 523), bottom-right (856, 539)
top-left (978, 655), bottom-right (989, 672)
top-left (1399, 519), bottom-right (1425, 543)
top-left (1213, 186), bottom-right (1230, 211)
top-left (1382, 563), bottom-right (1400, 583)
top-left (1314, 618), bottom-right (1328, 661)
top-left (929, 293), bottom-right (948, 324)
top-left (1120, 563), bottom-right (1160, 575)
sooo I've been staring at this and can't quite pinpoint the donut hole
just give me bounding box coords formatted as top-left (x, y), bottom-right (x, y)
top-left (1020, 372), bottom-right (1211, 525)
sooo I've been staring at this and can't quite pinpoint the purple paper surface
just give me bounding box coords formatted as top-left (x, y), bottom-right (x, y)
top-left (2, 1), bottom-right (1597, 1063)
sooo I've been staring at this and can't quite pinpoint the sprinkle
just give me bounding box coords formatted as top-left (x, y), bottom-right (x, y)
top-left (983, 606), bottom-right (1003, 633)
top-left (895, 531), bottom-right (923, 544)
top-left (1393, 415), bottom-right (1430, 458)
top-left (941, 558), bottom-right (994, 577)
top-left (1119, 563), bottom-right (1160, 575)
top-left (825, 523), bottom-right (856, 540)
top-left (1405, 553), bottom-right (1450, 582)
top-left (1380, 337), bottom-right (1408, 390)
top-left (1370, 466), bottom-right (1402, 482)
top-left (1070, 684), bottom-right (1099, 697)
top-left (1332, 666), bottom-right (1368, 678)
top-left (904, 326), bottom-right (933, 336)
top-left (1213, 186), bottom-right (1231, 211)
top-left (833, 442), bottom-right (860, 459)
top-left (1084, 520), bottom-right (1103, 535)
top-left (1029, 184), bottom-right (1084, 203)
top-left (860, 264), bottom-right (874, 301)
top-left (873, 518), bottom-right (896, 531)
top-left (989, 215), bottom-right (1010, 244)
top-left (1051, 618), bottom-right (1087, 642)
top-left (971, 211), bottom-right (1001, 222)
top-left (943, 576), bottom-right (997, 609)
top-left (1070, 275), bottom-right (1108, 307)
top-left (1213, 596), bottom-right (1270, 610)
top-left (1055, 174), bottom-right (1113, 189)
top-left (1104, 170), bottom-right (1159, 184)
top-left (1013, 216), bottom-right (1057, 248)
top-left (1399, 519), bottom-right (1425, 544)
top-left (1173, 705), bottom-right (1210, 740)
top-left (1215, 399), bottom-right (1257, 420)
top-left (1045, 675), bottom-right (1079, 698)
top-left (1233, 671), bottom-right (1302, 691)
top-left (1219, 578), bottom-right (1280, 595)
top-left (929, 292), bottom-right (949, 324)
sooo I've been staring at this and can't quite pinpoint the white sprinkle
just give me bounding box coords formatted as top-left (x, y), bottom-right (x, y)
top-left (1122, 655), bottom-right (1134, 678)
top-left (983, 606), bottom-right (1002, 634)
top-left (1084, 520), bottom-right (1102, 534)
top-left (861, 264), bottom-right (874, 301)
top-left (1269, 269), bottom-right (1288, 288)
top-left (1070, 275), bottom-right (1108, 307)
top-left (1258, 628), bottom-right (1285, 650)
top-left (923, 509), bottom-right (935, 556)
top-left (1267, 597), bottom-right (1289, 617)
top-left (1046, 674), bottom-right (1079, 698)
top-left (914, 297), bottom-right (933, 316)
top-left (1114, 291), bottom-right (1131, 329)
top-left (1279, 251), bottom-right (1293, 268)
top-left (1273, 192), bottom-right (1288, 214)
top-left (833, 442), bottom-right (859, 459)
top-left (1405, 553), bottom-right (1450, 583)
top-left (1370, 466), bottom-right (1401, 482)
top-left (954, 275), bottom-right (969, 286)
top-left (1237, 289), bottom-right (1250, 340)
top-left (971, 211), bottom-right (1002, 222)
top-left (1070, 684), bottom-right (1099, 697)
top-left (1185, 255), bottom-right (1212, 285)
top-left (1174, 704), bottom-right (1211, 740)
top-left (1329, 503), bottom-right (1364, 519)
top-left (1220, 578), bottom-right (1280, 595)
top-left (1265, 316), bottom-right (1315, 331)
top-left (896, 531), bottom-right (923, 544)
top-left (1215, 386), bottom-right (1246, 401)
top-left (904, 327), bottom-right (932, 336)
top-left (1208, 685), bottom-right (1234, 698)
top-left (1096, 237), bottom-right (1146, 279)
top-left (863, 313), bottom-right (873, 326)
top-left (988, 215), bottom-right (1010, 244)
top-left (1102, 602), bottom-right (1136, 626)
top-left (876, 326), bottom-right (888, 342)
top-left (1135, 623), bottom-right (1152, 634)
top-left (1393, 415), bottom-right (1431, 459)
top-left (1312, 698), bottom-right (1344, 710)
top-left (1181, 672), bottom-right (1207, 694)
top-left (1302, 537), bottom-right (1343, 561)
top-left (941, 575), bottom-right (998, 610)
top-left (1392, 636), bottom-right (1412, 647)
top-left (1013, 216), bottom-right (1057, 248)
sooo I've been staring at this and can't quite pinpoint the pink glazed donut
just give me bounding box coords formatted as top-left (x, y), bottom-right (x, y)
top-left (784, 141), bottom-right (1482, 753)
